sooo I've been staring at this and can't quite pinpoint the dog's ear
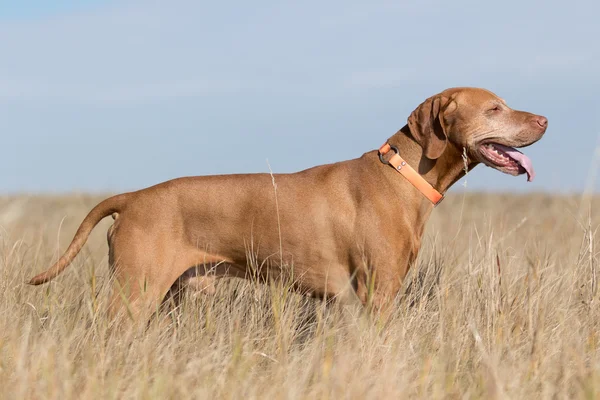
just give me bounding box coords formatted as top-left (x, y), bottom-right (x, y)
top-left (407, 94), bottom-right (456, 160)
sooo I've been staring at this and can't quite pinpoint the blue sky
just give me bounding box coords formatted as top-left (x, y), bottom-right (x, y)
top-left (1, 0), bottom-right (599, 194)
top-left (0, 0), bottom-right (110, 19)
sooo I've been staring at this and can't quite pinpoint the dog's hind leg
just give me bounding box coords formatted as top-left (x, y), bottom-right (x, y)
top-left (108, 245), bottom-right (239, 328)
top-left (104, 228), bottom-right (185, 326)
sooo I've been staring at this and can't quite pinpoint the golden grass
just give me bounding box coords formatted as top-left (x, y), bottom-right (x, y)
top-left (1, 192), bottom-right (600, 399)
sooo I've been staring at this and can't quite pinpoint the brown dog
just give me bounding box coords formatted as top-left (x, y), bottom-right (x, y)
top-left (28, 87), bottom-right (547, 322)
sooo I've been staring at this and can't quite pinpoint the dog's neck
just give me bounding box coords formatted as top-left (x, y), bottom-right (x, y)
top-left (357, 125), bottom-right (476, 267)
top-left (386, 125), bottom-right (474, 196)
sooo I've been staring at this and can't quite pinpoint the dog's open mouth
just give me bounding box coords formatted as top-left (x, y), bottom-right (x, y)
top-left (479, 143), bottom-right (535, 182)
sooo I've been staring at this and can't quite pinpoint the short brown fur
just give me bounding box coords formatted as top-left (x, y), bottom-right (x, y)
top-left (28, 87), bottom-right (548, 322)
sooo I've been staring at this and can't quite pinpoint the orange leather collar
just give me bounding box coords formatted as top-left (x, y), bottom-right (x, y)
top-left (378, 143), bottom-right (444, 206)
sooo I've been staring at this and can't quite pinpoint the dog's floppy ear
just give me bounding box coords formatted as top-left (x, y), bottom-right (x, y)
top-left (407, 94), bottom-right (455, 160)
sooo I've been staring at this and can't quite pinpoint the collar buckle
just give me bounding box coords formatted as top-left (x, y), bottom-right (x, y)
top-left (378, 145), bottom-right (399, 165)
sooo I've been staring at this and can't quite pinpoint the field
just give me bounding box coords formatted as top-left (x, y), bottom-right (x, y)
top-left (1, 192), bottom-right (599, 399)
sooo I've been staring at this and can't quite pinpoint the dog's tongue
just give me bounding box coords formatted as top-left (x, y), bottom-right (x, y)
top-left (494, 143), bottom-right (535, 182)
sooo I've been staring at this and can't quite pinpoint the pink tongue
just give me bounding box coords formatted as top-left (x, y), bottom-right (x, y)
top-left (494, 144), bottom-right (535, 182)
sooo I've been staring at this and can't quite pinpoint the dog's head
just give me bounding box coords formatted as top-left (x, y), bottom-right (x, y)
top-left (407, 87), bottom-right (547, 181)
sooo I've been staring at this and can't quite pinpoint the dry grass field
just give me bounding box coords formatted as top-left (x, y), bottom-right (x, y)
top-left (1, 192), bottom-right (599, 399)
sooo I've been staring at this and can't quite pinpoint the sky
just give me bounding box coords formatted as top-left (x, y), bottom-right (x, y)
top-left (1, 0), bottom-right (599, 195)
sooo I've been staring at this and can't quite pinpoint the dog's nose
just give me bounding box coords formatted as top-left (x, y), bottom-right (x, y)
top-left (535, 116), bottom-right (548, 128)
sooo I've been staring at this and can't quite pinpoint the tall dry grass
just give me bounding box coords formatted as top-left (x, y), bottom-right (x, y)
top-left (1, 192), bottom-right (599, 399)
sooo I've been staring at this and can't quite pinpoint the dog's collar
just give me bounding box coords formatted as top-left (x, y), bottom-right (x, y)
top-left (378, 143), bottom-right (444, 207)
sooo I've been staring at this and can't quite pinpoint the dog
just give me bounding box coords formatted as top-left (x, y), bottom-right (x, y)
top-left (28, 87), bottom-right (547, 322)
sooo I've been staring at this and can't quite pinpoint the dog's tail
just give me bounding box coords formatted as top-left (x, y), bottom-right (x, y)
top-left (27, 193), bottom-right (131, 285)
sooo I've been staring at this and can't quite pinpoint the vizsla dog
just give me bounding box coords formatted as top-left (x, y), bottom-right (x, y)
top-left (28, 87), bottom-right (547, 322)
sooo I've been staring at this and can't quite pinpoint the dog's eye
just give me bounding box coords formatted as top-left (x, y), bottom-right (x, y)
top-left (488, 105), bottom-right (501, 112)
